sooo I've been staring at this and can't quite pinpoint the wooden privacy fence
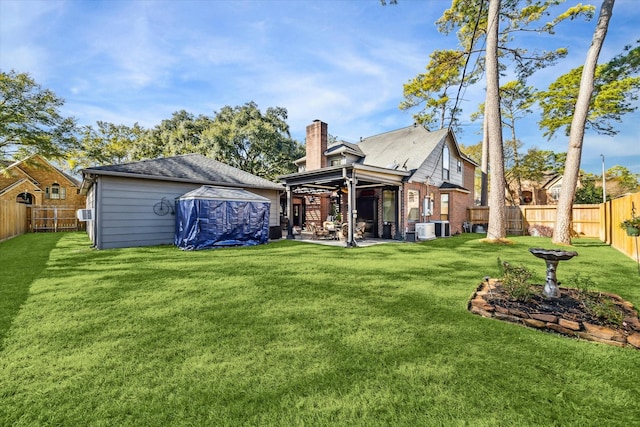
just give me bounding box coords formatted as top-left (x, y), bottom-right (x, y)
top-left (607, 192), bottom-right (640, 263)
top-left (1, 200), bottom-right (27, 242)
top-left (468, 193), bottom-right (640, 262)
top-left (28, 206), bottom-right (86, 232)
top-left (468, 204), bottom-right (601, 237)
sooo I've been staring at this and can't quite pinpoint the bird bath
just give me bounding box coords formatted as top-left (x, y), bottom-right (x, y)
top-left (528, 248), bottom-right (578, 298)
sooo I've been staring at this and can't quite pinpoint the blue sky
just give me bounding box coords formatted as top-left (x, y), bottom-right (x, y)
top-left (1, 0), bottom-right (638, 175)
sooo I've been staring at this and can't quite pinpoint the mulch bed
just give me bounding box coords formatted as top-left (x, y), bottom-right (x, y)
top-left (469, 280), bottom-right (640, 349)
top-left (486, 284), bottom-right (638, 335)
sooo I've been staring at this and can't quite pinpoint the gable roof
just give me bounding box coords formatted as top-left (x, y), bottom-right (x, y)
top-left (0, 177), bottom-right (41, 197)
top-left (358, 126), bottom-right (451, 171)
top-left (1, 154), bottom-right (80, 187)
top-left (81, 154), bottom-right (283, 192)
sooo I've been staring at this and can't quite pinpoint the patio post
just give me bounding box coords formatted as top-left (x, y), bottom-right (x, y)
top-left (348, 174), bottom-right (357, 247)
top-left (396, 185), bottom-right (403, 239)
top-left (286, 185), bottom-right (295, 239)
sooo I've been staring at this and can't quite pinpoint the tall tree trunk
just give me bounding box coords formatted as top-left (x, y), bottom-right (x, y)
top-left (486, 0), bottom-right (506, 240)
top-left (552, 0), bottom-right (614, 245)
top-left (481, 113), bottom-right (489, 206)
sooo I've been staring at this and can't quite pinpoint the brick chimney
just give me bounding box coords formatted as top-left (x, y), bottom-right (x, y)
top-left (305, 120), bottom-right (328, 171)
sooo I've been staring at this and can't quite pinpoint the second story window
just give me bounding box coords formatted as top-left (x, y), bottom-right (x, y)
top-left (46, 183), bottom-right (66, 200)
top-left (330, 158), bottom-right (343, 166)
top-left (442, 146), bottom-right (450, 180)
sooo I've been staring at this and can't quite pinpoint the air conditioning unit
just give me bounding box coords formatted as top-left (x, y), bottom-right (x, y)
top-left (431, 220), bottom-right (450, 237)
top-left (76, 209), bottom-right (94, 221)
top-left (415, 223), bottom-right (436, 241)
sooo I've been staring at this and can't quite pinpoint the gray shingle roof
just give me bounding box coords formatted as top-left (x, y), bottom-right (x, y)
top-left (358, 126), bottom-right (449, 171)
top-left (82, 154), bottom-right (283, 191)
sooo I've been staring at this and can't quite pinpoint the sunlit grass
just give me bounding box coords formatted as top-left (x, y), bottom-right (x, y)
top-left (1, 232), bottom-right (639, 426)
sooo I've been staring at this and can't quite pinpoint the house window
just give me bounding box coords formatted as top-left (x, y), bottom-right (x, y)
top-left (442, 146), bottom-right (450, 180)
top-left (407, 189), bottom-right (420, 221)
top-left (440, 194), bottom-right (449, 220)
top-left (382, 190), bottom-right (396, 223)
top-left (457, 160), bottom-right (462, 173)
top-left (330, 158), bottom-right (343, 166)
top-left (46, 184), bottom-right (66, 200)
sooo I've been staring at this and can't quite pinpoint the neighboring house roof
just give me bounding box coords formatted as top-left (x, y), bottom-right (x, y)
top-left (0, 177), bottom-right (41, 197)
top-left (7, 155), bottom-right (80, 187)
top-left (0, 154), bottom-right (80, 192)
top-left (542, 173), bottom-right (563, 189)
top-left (81, 154), bottom-right (284, 192)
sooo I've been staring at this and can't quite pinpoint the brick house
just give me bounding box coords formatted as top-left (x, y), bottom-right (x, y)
top-left (279, 120), bottom-right (478, 245)
top-left (0, 154), bottom-right (85, 208)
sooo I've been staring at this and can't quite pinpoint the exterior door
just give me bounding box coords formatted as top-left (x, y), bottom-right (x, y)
top-left (356, 197), bottom-right (378, 237)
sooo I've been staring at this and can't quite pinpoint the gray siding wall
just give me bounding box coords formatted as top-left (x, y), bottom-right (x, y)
top-left (412, 137), bottom-right (465, 187)
top-left (93, 176), bottom-right (281, 249)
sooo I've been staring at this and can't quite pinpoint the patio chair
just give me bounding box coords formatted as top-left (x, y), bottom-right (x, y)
top-left (354, 222), bottom-right (366, 240)
top-left (310, 222), bottom-right (330, 240)
top-left (323, 221), bottom-right (339, 240)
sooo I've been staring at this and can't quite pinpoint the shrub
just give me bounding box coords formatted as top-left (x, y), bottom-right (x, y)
top-left (498, 259), bottom-right (537, 302)
top-left (569, 273), bottom-right (623, 326)
top-left (528, 224), bottom-right (553, 237)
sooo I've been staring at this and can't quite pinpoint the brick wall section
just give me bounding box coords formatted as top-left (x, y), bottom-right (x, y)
top-left (0, 156), bottom-right (85, 209)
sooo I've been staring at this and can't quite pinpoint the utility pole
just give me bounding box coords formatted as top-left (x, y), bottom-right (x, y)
top-left (600, 154), bottom-right (606, 203)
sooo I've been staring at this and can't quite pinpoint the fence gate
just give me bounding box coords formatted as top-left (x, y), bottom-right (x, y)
top-left (29, 206), bottom-right (85, 232)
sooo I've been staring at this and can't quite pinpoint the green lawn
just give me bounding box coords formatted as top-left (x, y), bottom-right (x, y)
top-left (1, 232), bottom-right (639, 426)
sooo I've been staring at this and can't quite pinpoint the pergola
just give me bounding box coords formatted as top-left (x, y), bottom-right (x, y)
top-left (279, 164), bottom-right (411, 247)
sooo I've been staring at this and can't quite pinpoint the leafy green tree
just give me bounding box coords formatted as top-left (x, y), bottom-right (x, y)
top-left (604, 165), bottom-right (640, 197)
top-left (70, 121), bottom-right (146, 171)
top-left (132, 110), bottom-right (214, 160)
top-left (400, 49), bottom-right (476, 131)
top-left (401, 0), bottom-right (592, 134)
top-left (204, 102), bottom-right (304, 180)
top-left (0, 70), bottom-right (77, 160)
top-left (574, 174), bottom-right (602, 204)
top-left (420, 0), bottom-right (592, 236)
top-left (538, 41), bottom-right (640, 139)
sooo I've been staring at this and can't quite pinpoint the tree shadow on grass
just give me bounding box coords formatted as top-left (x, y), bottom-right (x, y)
top-left (0, 232), bottom-right (64, 351)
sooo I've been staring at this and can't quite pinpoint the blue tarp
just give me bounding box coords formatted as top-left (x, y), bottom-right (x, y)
top-left (175, 186), bottom-right (271, 250)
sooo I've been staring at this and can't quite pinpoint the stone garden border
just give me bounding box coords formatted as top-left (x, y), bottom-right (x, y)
top-left (469, 279), bottom-right (640, 350)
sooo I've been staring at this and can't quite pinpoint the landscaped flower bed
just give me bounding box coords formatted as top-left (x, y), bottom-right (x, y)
top-left (469, 279), bottom-right (640, 350)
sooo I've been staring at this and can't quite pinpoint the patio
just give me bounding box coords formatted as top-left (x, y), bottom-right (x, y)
top-left (290, 234), bottom-right (394, 247)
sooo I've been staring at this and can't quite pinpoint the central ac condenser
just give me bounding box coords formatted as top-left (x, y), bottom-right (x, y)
top-left (415, 223), bottom-right (436, 241)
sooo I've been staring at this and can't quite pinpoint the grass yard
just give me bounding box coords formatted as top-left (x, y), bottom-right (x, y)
top-left (1, 232), bottom-right (639, 426)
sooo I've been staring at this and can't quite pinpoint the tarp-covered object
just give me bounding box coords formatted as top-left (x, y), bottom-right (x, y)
top-left (175, 186), bottom-right (270, 250)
